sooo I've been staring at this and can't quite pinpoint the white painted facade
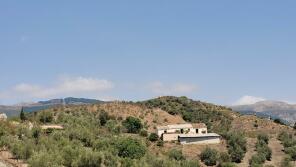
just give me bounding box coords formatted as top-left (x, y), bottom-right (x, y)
top-left (156, 123), bottom-right (220, 145)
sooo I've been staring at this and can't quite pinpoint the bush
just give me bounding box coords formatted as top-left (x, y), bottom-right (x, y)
top-left (99, 111), bottom-right (110, 126)
top-left (139, 130), bottom-right (148, 137)
top-left (257, 133), bottom-right (269, 144)
top-left (31, 126), bottom-right (41, 140)
top-left (38, 112), bottom-right (53, 123)
top-left (156, 140), bottom-right (164, 147)
top-left (200, 147), bottom-right (218, 166)
top-left (61, 145), bottom-right (81, 166)
top-left (11, 140), bottom-right (33, 160)
top-left (75, 149), bottom-right (103, 167)
top-left (219, 152), bottom-right (231, 163)
top-left (116, 137), bottom-right (146, 159)
top-left (226, 132), bottom-right (247, 163)
top-left (257, 144), bottom-right (272, 161)
top-left (122, 116), bottom-right (143, 133)
top-left (255, 134), bottom-right (272, 162)
top-left (228, 144), bottom-right (245, 163)
top-left (285, 146), bottom-right (296, 161)
top-left (249, 154), bottom-right (265, 166)
top-left (168, 149), bottom-right (185, 161)
top-left (106, 120), bottom-right (121, 134)
top-left (148, 133), bottom-right (158, 142)
top-left (28, 151), bottom-right (63, 167)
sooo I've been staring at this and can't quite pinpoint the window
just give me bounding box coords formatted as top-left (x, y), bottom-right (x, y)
top-left (181, 129), bottom-right (184, 134)
top-left (196, 129), bottom-right (199, 133)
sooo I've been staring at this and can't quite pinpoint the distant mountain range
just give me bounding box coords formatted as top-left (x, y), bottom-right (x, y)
top-left (0, 97), bottom-right (104, 117)
top-left (231, 100), bottom-right (296, 125)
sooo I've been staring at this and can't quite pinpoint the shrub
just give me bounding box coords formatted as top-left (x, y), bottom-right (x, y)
top-left (249, 154), bottom-right (265, 166)
top-left (31, 126), bottom-right (41, 140)
top-left (75, 150), bottom-right (103, 167)
top-left (219, 152), bottom-right (231, 163)
top-left (61, 145), bottom-right (81, 167)
top-left (116, 137), bottom-right (146, 159)
top-left (228, 144), bottom-right (245, 163)
top-left (200, 147), bottom-right (218, 166)
top-left (257, 133), bottom-right (269, 144)
top-left (122, 116), bottom-right (143, 133)
top-left (38, 112), bottom-right (53, 123)
top-left (139, 130), bottom-right (148, 137)
top-left (148, 133), bottom-right (158, 142)
top-left (255, 134), bottom-right (272, 162)
top-left (168, 149), bottom-right (185, 161)
top-left (285, 146), bottom-right (296, 161)
top-left (226, 132), bottom-right (247, 163)
top-left (99, 111), bottom-right (110, 126)
top-left (257, 144), bottom-right (272, 161)
top-left (106, 120), bottom-right (121, 134)
top-left (28, 151), bottom-right (63, 167)
top-left (156, 140), bottom-right (164, 147)
top-left (11, 140), bottom-right (33, 160)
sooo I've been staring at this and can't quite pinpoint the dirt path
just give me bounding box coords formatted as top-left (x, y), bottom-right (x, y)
top-left (264, 137), bottom-right (286, 167)
top-left (238, 138), bottom-right (257, 167)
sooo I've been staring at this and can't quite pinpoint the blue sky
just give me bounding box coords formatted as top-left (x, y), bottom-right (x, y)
top-left (0, 1), bottom-right (296, 105)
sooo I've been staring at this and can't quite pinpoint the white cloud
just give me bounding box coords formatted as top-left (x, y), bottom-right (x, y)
top-left (148, 81), bottom-right (197, 95)
top-left (0, 76), bottom-right (114, 101)
top-left (234, 95), bottom-right (266, 105)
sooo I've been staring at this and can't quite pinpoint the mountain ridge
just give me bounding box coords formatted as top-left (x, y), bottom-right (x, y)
top-left (231, 100), bottom-right (296, 124)
top-left (0, 97), bottom-right (105, 117)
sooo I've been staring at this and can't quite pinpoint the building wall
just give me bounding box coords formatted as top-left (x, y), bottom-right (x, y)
top-left (157, 128), bottom-right (192, 137)
top-left (162, 133), bottom-right (179, 141)
top-left (179, 136), bottom-right (220, 145)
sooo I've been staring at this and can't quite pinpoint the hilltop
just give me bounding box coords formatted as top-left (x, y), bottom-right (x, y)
top-left (0, 96), bottom-right (294, 167)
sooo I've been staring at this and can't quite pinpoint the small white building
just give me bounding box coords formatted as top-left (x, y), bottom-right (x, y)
top-left (156, 123), bottom-right (220, 145)
top-left (0, 113), bottom-right (7, 121)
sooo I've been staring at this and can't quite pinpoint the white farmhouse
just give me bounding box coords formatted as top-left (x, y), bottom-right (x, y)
top-left (156, 123), bottom-right (220, 145)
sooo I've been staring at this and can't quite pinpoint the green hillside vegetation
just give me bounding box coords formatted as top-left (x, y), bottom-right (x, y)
top-left (0, 105), bottom-right (203, 167)
top-left (0, 96), bottom-right (259, 167)
top-left (278, 131), bottom-right (296, 166)
top-left (249, 134), bottom-right (272, 166)
top-left (140, 96), bottom-right (234, 134)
